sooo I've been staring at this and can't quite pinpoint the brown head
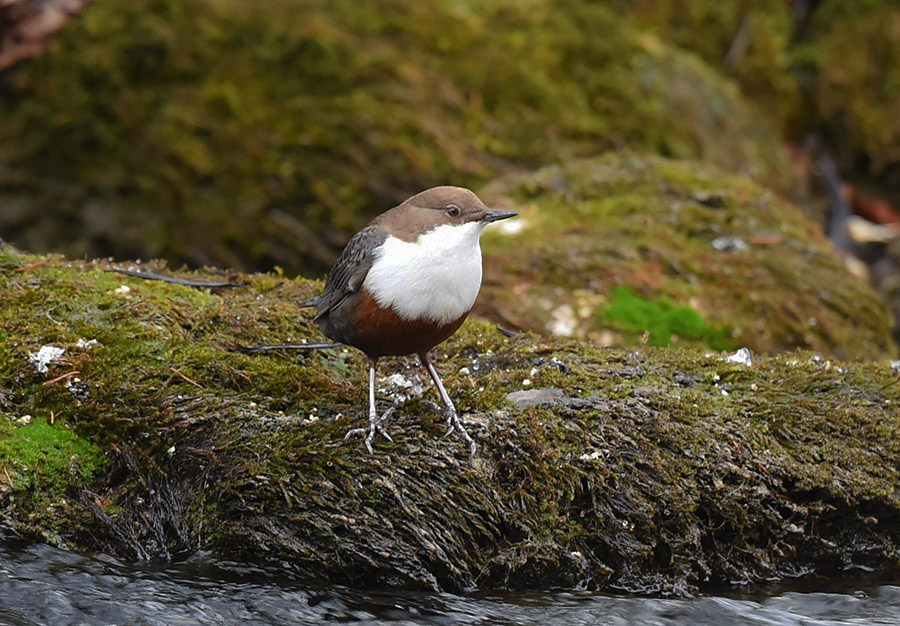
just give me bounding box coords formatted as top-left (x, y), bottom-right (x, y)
top-left (371, 186), bottom-right (517, 242)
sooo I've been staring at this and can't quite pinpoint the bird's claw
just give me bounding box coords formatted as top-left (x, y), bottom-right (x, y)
top-left (425, 401), bottom-right (478, 455)
top-left (344, 406), bottom-right (397, 454)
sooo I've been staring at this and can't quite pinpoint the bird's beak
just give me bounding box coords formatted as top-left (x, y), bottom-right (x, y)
top-left (482, 209), bottom-right (518, 223)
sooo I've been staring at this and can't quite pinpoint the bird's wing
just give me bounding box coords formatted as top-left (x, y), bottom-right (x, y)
top-left (314, 226), bottom-right (388, 321)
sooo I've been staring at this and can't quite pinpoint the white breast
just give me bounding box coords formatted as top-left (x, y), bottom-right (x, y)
top-left (363, 221), bottom-right (486, 324)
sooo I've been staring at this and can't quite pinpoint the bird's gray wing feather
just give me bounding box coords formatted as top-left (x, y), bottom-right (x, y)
top-left (314, 226), bottom-right (388, 321)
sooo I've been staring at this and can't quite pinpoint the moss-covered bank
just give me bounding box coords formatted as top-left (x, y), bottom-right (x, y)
top-left (2, 246), bottom-right (900, 593)
top-left (477, 154), bottom-right (896, 360)
top-left (0, 0), bottom-right (796, 274)
top-left (797, 2), bottom-right (900, 194)
top-left (610, 0), bottom-right (800, 129)
top-left (608, 1), bottom-right (900, 201)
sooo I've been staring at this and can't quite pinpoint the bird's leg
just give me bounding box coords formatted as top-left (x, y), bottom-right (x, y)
top-left (419, 352), bottom-right (477, 455)
top-left (344, 357), bottom-right (397, 453)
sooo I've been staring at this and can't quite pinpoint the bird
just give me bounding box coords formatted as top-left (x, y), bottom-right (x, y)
top-left (301, 186), bottom-right (517, 454)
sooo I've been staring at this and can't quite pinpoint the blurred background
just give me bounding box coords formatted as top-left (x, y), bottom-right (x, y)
top-left (2, 0), bottom-right (900, 357)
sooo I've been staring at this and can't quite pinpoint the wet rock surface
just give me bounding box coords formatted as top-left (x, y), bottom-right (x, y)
top-left (2, 247), bottom-right (899, 594)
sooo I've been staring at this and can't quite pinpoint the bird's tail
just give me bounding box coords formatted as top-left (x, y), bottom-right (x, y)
top-left (299, 295), bottom-right (320, 309)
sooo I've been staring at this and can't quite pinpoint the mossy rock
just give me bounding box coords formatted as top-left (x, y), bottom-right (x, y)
top-left (475, 153), bottom-right (896, 360)
top-left (0, 0), bottom-right (796, 275)
top-left (796, 2), bottom-right (900, 190)
top-left (2, 246), bottom-right (900, 593)
top-left (611, 0), bottom-right (801, 129)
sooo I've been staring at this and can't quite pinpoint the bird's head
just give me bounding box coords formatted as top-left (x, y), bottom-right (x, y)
top-left (384, 186), bottom-right (517, 242)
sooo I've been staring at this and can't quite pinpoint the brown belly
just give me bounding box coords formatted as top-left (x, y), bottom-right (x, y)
top-left (345, 290), bottom-right (469, 357)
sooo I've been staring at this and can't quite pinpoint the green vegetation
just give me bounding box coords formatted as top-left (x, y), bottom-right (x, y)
top-left (2, 245), bottom-right (900, 592)
top-left (0, 417), bottom-right (104, 492)
top-left (477, 154), bottom-right (896, 360)
top-left (2, 0), bottom-right (900, 595)
top-left (0, 414), bottom-right (105, 539)
top-left (0, 0), bottom-right (796, 274)
top-left (798, 2), bottom-right (900, 184)
top-left (610, 0), bottom-right (800, 128)
top-left (602, 286), bottom-right (731, 349)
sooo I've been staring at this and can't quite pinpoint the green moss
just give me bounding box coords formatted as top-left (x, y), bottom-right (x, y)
top-left (0, 417), bottom-right (104, 492)
top-left (477, 153), bottom-right (896, 360)
top-left (0, 0), bottom-right (796, 274)
top-left (611, 0), bottom-right (801, 129)
top-left (797, 3), bottom-right (900, 181)
top-left (603, 286), bottom-right (731, 349)
top-left (3, 247), bottom-right (900, 593)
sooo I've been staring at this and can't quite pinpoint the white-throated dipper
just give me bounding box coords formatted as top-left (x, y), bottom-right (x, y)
top-left (301, 186), bottom-right (517, 454)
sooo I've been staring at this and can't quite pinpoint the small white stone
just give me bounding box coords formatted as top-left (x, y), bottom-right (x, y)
top-left (167, 445), bottom-right (176, 456)
top-left (114, 285), bottom-right (131, 294)
top-left (725, 347), bottom-right (752, 367)
top-left (712, 236), bottom-right (750, 252)
top-left (76, 338), bottom-right (99, 349)
top-left (458, 367), bottom-right (471, 376)
top-left (381, 372), bottom-right (424, 402)
top-left (547, 304), bottom-right (577, 337)
top-left (388, 373), bottom-right (413, 388)
top-left (16, 415), bottom-right (32, 425)
top-left (522, 379), bottom-right (532, 387)
top-left (28, 345), bottom-right (65, 374)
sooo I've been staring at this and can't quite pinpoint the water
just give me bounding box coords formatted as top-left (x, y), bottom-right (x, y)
top-left (2, 542), bottom-right (899, 625)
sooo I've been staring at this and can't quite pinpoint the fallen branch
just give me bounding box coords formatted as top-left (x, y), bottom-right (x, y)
top-left (233, 342), bottom-right (344, 353)
top-left (42, 370), bottom-right (80, 386)
top-left (108, 269), bottom-right (244, 289)
top-left (169, 366), bottom-right (204, 389)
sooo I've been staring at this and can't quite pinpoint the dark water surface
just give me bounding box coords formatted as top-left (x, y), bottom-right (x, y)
top-left (2, 543), bottom-right (899, 625)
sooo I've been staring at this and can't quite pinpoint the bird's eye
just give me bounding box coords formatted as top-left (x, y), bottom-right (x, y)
top-left (445, 204), bottom-right (461, 217)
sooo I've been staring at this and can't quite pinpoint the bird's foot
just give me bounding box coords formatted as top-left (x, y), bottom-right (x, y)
top-left (425, 401), bottom-right (478, 456)
top-left (344, 406), bottom-right (398, 454)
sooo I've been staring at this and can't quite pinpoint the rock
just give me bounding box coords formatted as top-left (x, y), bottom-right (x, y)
top-left (477, 154), bottom-right (896, 360)
top-left (506, 388), bottom-right (567, 408)
top-left (0, 0), bottom-right (797, 275)
top-left (3, 246), bottom-right (900, 594)
top-left (806, 2), bottom-right (900, 183)
top-left (506, 387), bottom-right (610, 411)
